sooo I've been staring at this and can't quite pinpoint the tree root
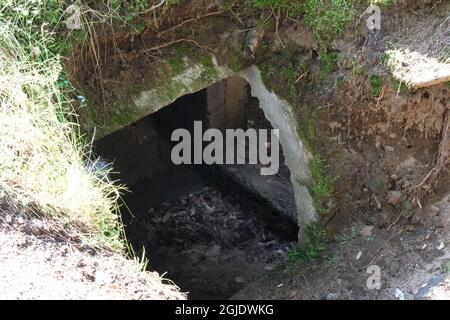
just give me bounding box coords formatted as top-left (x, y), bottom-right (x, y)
top-left (409, 107), bottom-right (450, 203)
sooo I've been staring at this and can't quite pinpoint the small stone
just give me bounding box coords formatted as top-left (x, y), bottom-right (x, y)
top-left (264, 265), bottom-right (274, 272)
top-left (77, 259), bottom-right (86, 268)
top-left (397, 156), bottom-right (417, 170)
top-left (368, 176), bottom-right (387, 194)
top-left (385, 191), bottom-right (403, 206)
top-left (32, 47), bottom-right (41, 57)
top-left (274, 249), bottom-right (284, 256)
top-left (428, 274), bottom-right (444, 287)
top-left (437, 242), bottom-right (445, 250)
top-left (385, 146), bottom-right (394, 152)
top-left (414, 244), bottom-right (427, 250)
top-left (326, 293), bottom-right (338, 300)
top-left (415, 287), bottom-right (431, 300)
top-left (235, 276), bottom-right (246, 284)
top-left (375, 136), bottom-right (382, 150)
top-left (395, 288), bottom-right (405, 300)
top-left (355, 251), bottom-right (362, 260)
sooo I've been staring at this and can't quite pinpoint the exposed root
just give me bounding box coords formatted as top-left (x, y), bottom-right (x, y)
top-left (271, 6), bottom-right (285, 49)
top-left (136, 0), bottom-right (166, 15)
top-left (141, 38), bottom-right (218, 54)
top-left (156, 11), bottom-right (224, 37)
top-left (409, 107), bottom-right (450, 202)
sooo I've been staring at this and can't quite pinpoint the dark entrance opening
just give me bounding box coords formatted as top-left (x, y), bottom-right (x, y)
top-left (95, 79), bottom-right (298, 299)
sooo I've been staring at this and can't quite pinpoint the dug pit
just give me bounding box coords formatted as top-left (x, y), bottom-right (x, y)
top-left (95, 76), bottom-right (299, 299)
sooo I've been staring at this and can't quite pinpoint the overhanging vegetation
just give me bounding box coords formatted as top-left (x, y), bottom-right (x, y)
top-left (0, 0), bottom-right (125, 249)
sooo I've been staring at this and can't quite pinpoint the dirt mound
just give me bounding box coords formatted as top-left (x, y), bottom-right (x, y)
top-left (0, 207), bottom-right (184, 300)
top-left (234, 191), bottom-right (450, 300)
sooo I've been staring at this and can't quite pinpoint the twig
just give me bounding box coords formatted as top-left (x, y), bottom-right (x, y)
top-left (409, 8), bottom-right (419, 15)
top-left (82, 14), bottom-right (106, 107)
top-left (440, 15), bottom-right (450, 27)
top-left (158, 11), bottom-right (224, 37)
top-left (286, 15), bottom-right (302, 24)
top-left (358, 250), bottom-right (383, 272)
top-left (295, 71), bottom-right (308, 84)
top-left (238, 12), bottom-right (273, 33)
top-left (387, 211), bottom-right (403, 230)
top-left (375, 85), bottom-right (386, 108)
top-left (302, 275), bottom-right (309, 287)
top-left (410, 107), bottom-right (450, 198)
top-left (141, 38), bottom-right (218, 53)
top-left (136, 0), bottom-right (166, 15)
top-left (229, 7), bottom-right (244, 26)
top-left (272, 7), bottom-right (285, 49)
top-left (414, 167), bottom-right (437, 189)
top-left (322, 208), bottom-right (340, 228)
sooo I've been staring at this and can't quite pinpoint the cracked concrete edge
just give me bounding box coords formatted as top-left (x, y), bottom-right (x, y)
top-left (242, 65), bottom-right (318, 244)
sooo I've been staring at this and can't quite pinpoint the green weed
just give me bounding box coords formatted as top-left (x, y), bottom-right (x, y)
top-left (308, 155), bottom-right (334, 214)
top-left (369, 74), bottom-right (383, 96)
top-left (0, 0), bottom-right (125, 250)
top-left (339, 225), bottom-right (358, 247)
top-left (285, 224), bottom-right (328, 267)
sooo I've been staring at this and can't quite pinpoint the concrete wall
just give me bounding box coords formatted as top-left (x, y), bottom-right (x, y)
top-left (94, 64), bottom-right (317, 244)
top-left (242, 66), bottom-right (318, 244)
top-left (207, 76), bottom-right (248, 130)
top-left (95, 88), bottom-right (208, 186)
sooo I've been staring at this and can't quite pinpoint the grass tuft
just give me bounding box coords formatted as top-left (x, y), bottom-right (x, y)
top-left (285, 224), bottom-right (328, 269)
top-left (249, 0), bottom-right (358, 49)
top-left (0, 0), bottom-right (125, 250)
top-left (369, 74), bottom-right (383, 96)
top-left (308, 155), bottom-right (334, 214)
top-left (301, 0), bottom-right (357, 48)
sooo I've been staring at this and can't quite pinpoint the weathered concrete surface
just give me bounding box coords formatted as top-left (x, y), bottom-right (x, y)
top-left (91, 58), bottom-right (317, 243)
top-left (91, 55), bottom-right (234, 140)
top-left (132, 59), bottom-right (230, 115)
top-left (242, 66), bottom-right (318, 243)
top-left (215, 164), bottom-right (298, 224)
top-left (207, 76), bottom-right (248, 130)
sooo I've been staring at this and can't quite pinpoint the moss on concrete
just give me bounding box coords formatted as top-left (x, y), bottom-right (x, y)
top-left (83, 54), bottom-right (236, 139)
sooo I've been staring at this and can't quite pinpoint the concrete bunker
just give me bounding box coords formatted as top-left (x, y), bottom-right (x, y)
top-left (94, 66), bottom-right (316, 298)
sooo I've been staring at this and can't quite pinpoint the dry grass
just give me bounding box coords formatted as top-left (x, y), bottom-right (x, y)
top-left (385, 5), bottom-right (450, 88)
top-left (0, 2), bottom-right (125, 249)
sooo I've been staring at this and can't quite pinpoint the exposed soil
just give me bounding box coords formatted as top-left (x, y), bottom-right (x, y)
top-left (67, 1), bottom-right (242, 121)
top-left (234, 190), bottom-right (450, 300)
top-left (0, 205), bottom-right (184, 300)
top-left (232, 1), bottom-right (450, 300)
top-left (94, 77), bottom-right (299, 299)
